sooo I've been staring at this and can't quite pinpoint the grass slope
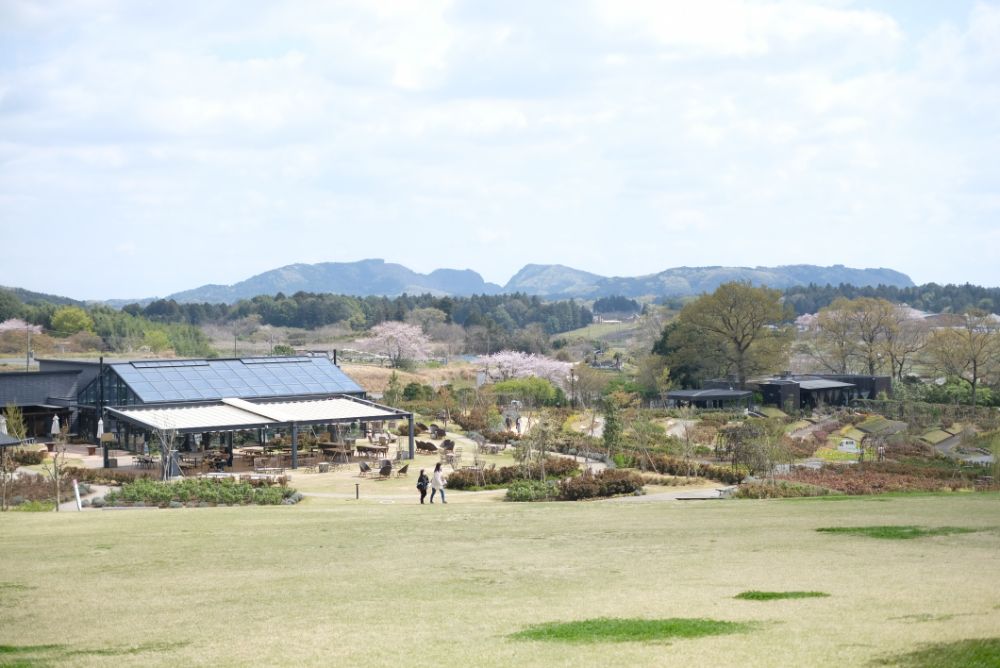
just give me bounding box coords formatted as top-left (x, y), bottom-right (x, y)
top-left (1, 494), bottom-right (998, 667)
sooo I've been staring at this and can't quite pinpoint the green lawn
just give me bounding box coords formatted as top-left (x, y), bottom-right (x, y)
top-left (1, 494), bottom-right (998, 667)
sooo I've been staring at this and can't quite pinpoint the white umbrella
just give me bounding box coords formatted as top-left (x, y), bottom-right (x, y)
top-left (51, 415), bottom-right (60, 436)
top-left (0, 414), bottom-right (7, 435)
top-left (96, 418), bottom-right (104, 440)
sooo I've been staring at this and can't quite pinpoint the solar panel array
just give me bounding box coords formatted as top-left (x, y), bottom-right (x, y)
top-left (110, 357), bottom-right (363, 404)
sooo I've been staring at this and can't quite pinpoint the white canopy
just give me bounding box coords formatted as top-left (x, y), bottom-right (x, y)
top-left (107, 396), bottom-right (404, 433)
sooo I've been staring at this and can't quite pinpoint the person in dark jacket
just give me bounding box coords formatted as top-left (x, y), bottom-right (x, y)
top-left (416, 469), bottom-right (429, 504)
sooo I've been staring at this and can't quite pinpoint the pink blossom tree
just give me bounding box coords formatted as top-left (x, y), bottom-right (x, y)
top-left (359, 322), bottom-right (430, 368)
top-left (479, 350), bottom-right (572, 388)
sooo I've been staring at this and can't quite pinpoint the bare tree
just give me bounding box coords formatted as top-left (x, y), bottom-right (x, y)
top-left (42, 425), bottom-right (70, 512)
top-left (680, 420), bottom-right (698, 478)
top-left (846, 298), bottom-right (896, 375)
top-left (881, 310), bottom-right (928, 382)
top-left (812, 299), bottom-right (858, 373)
top-left (152, 423), bottom-right (178, 481)
top-left (1, 404), bottom-right (27, 511)
top-left (925, 310), bottom-right (1000, 410)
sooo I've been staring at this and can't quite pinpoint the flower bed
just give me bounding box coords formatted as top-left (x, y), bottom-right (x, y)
top-left (504, 469), bottom-right (645, 502)
top-left (103, 478), bottom-right (299, 507)
top-left (445, 457), bottom-right (580, 490)
top-left (735, 481), bottom-right (837, 499)
top-left (779, 463), bottom-right (976, 495)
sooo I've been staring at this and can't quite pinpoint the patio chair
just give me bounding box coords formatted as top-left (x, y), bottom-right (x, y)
top-left (376, 463), bottom-right (392, 479)
top-left (395, 463), bottom-right (409, 478)
top-left (359, 461), bottom-right (372, 477)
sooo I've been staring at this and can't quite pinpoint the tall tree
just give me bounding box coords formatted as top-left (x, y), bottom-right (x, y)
top-left (811, 298), bottom-right (858, 373)
top-left (674, 282), bottom-right (791, 389)
top-left (358, 322), bottom-right (430, 368)
top-left (925, 310), bottom-right (1000, 409)
top-left (844, 298), bottom-right (896, 375)
top-left (810, 297), bottom-right (905, 376)
top-left (880, 307), bottom-right (928, 381)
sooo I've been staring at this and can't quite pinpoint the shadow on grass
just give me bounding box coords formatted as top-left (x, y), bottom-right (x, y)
top-left (816, 526), bottom-right (979, 540)
top-left (871, 637), bottom-right (1000, 667)
top-left (0, 641), bottom-right (188, 667)
top-left (510, 618), bottom-right (755, 643)
top-left (735, 591), bottom-right (829, 601)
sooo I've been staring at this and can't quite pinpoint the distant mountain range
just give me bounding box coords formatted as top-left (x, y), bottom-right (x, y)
top-left (113, 259), bottom-right (914, 305)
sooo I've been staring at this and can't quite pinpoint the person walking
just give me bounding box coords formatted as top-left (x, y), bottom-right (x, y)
top-left (416, 468), bottom-right (429, 504)
top-left (430, 462), bottom-right (447, 504)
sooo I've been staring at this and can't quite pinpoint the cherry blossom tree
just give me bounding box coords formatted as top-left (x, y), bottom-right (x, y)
top-left (359, 322), bottom-right (431, 368)
top-left (478, 350), bottom-right (572, 388)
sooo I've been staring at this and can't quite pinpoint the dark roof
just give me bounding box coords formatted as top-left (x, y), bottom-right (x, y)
top-left (667, 389), bottom-right (752, 400)
top-left (797, 379), bottom-right (855, 391)
top-left (0, 433), bottom-right (23, 447)
top-left (0, 371), bottom-right (84, 407)
top-left (109, 356), bottom-right (364, 404)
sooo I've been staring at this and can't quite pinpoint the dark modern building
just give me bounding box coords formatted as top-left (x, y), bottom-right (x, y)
top-left (665, 388), bottom-right (753, 410)
top-left (0, 365), bottom-right (92, 438)
top-left (754, 374), bottom-right (892, 410)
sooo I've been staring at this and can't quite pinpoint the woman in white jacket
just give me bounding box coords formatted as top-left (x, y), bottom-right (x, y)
top-left (431, 462), bottom-right (447, 504)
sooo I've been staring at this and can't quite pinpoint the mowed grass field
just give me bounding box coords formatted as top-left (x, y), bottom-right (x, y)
top-left (2, 493), bottom-right (999, 667)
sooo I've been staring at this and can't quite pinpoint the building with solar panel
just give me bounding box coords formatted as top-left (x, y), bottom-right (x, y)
top-left (2, 354), bottom-right (415, 468)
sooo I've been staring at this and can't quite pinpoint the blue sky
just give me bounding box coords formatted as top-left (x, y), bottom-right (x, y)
top-left (1, 0), bottom-right (998, 300)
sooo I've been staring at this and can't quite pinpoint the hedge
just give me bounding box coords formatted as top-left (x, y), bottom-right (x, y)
top-left (103, 478), bottom-right (296, 507)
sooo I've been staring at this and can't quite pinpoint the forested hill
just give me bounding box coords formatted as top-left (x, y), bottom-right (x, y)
top-left (165, 259), bottom-right (503, 304)
top-left (782, 283), bottom-right (1000, 315)
top-left (505, 264), bottom-right (913, 298)
top-left (155, 260), bottom-right (913, 304)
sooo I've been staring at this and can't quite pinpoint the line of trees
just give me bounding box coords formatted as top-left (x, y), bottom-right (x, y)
top-left (0, 290), bottom-right (213, 357)
top-left (649, 284), bottom-right (1000, 409)
top-left (782, 282), bottom-right (1000, 316)
top-left (124, 291), bottom-right (593, 335)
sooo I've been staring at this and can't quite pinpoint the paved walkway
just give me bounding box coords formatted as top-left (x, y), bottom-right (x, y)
top-left (604, 484), bottom-right (737, 503)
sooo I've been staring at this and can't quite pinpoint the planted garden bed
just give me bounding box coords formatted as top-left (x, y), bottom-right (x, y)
top-left (103, 478), bottom-right (300, 508)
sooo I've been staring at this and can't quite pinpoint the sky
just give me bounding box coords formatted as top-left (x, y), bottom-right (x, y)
top-left (1, 0), bottom-right (999, 300)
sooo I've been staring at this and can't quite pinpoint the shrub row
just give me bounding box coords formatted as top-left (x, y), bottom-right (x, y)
top-left (734, 481), bottom-right (836, 499)
top-left (12, 449), bottom-right (46, 466)
top-left (505, 479), bottom-right (558, 502)
top-left (642, 454), bottom-right (746, 485)
top-left (4, 472), bottom-right (86, 505)
top-left (103, 478), bottom-right (296, 507)
top-left (780, 465), bottom-right (974, 495)
top-left (557, 470), bottom-right (644, 501)
top-left (502, 470), bottom-right (645, 501)
top-left (445, 457), bottom-right (581, 490)
top-left (64, 467), bottom-right (157, 485)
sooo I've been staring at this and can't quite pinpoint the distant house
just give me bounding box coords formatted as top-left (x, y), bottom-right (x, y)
top-left (665, 388), bottom-right (753, 411)
top-left (754, 373), bottom-right (892, 410)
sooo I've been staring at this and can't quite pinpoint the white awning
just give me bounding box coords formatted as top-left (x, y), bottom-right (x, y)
top-left (107, 396), bottom-right (405, 433)
top-left (222, 397), bottom-right (399, 423)
top-left (108, 403), bottom-right (274, 432)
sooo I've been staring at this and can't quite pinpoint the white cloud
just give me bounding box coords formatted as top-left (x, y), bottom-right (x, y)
top-left (0, 1), bottom-right (998, 297)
